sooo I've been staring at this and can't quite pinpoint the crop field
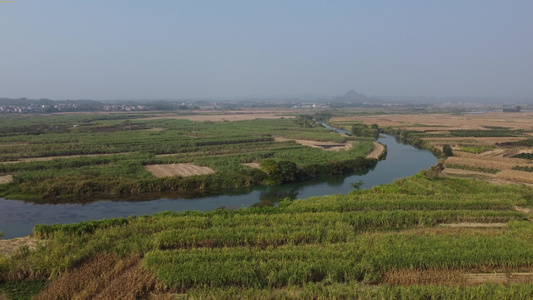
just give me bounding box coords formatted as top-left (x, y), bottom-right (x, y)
top-left (0, 112), bottom-right (379, 201)
top-left (331, 111), bottom-right (533, 185)
top-left (1, 174), bottom-right (532, 299)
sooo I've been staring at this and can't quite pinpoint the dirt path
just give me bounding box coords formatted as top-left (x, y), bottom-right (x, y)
top-left (0, 152), bottom-right (132, 164)
top-left (366, 142), bottom-right (385, 159)
top-left (145, 163), bottom-right (216, 178)
top-left (464, 272), bottom-right (533, 284)
top-left (242, 163), bottom-right (260, 169)
top-left (274, 137), bottom-right (353, 151)
top-left (439, 223), bottom-right (507, 228)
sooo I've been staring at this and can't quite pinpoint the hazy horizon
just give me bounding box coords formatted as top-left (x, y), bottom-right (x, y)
top-left (2, 1), bottom-right (532, 101)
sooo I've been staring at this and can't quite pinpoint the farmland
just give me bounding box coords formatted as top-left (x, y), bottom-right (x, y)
top-left (331, 111), bottom-right (533, 186)
top-left (0, 112), bottom-right (379, 201)
top-left (1, 109), bottom-right (533, 299)
top-left (1, 174), bottom-right (532, 299)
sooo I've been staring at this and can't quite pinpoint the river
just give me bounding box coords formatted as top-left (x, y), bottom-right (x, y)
top-left (0, 135), bottom-right (438, 238)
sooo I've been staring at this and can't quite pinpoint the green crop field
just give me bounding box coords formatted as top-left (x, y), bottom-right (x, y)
top-left (1, 174), bottom-right (532, 299)
top-left (0, 114), bottom-right (377, 201)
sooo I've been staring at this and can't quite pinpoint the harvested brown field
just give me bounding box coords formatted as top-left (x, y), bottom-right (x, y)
top-left (35, 253), bottom-right (163, 300)
top-left (274, 136), bottom-right (353, 151)
top-left (141, 110), bottom-right (296, 122)
top-left (366, 142), bottom-right (385, 159)
top-left (145, 163), bottom-right (216, 178)
top-left (333, 112), bottom-right (533, 131)
top-left (495, 169), bottom-right (533, 184)
top-left (0, 236), bottom-right (42, 256)
top-left (0, 175), bottom-right (13, 184)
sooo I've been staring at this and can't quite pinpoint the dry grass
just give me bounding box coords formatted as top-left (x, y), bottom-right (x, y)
top-left (145, 163), bottom-right (216, 178)
top-left (0, 236), bottom-right (42, 256)
top-left (382, 269), bottom-right (466, 286)
top-left (0, 175), bottom-right (13, 184)
top-left (495, 169), bottom-right (533, 184)
top-left (35, 253), bottom-right (163, 300)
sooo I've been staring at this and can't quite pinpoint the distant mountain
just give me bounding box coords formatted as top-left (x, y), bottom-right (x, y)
top-left (332, 90), bottom-right (382, 103)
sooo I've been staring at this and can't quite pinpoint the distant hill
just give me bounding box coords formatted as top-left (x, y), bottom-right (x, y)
top-left (332, 90), bottom-right (382, 103)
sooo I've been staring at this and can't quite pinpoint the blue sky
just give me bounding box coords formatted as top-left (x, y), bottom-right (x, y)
top-left (1, 1), bottom-right (532, 100)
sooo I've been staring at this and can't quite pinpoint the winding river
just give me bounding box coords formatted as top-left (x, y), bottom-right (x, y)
top-left (0, 135), bottom-right (438, 238)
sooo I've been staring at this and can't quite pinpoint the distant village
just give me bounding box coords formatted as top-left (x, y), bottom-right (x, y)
top-left (0, 99), bottom-right (199, 114)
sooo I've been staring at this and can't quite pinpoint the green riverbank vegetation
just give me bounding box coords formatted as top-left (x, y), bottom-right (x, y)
top-left (1, 174), bottom-right (532, 299)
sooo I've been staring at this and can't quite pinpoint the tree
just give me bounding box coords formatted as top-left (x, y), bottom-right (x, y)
top-left (259, 159), bottom-right (280, 176)
top-left (442, 144), bottom-right (453, 157)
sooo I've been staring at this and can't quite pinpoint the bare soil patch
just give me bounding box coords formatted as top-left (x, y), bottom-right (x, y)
top-left (35, 253), bottom-right (163, 300)
top-left (145, 163), bottom-right (216, 178)
top-left (274, 137), bottom-right (352, 151)
top-left (0, 236), bottom-right (42, 256)
top-left (366, 142), bottom-right (385, 159)
top-left (0, 175), bottom-right (13, 184)
top-left (242, 162), bottom-right (260, 169)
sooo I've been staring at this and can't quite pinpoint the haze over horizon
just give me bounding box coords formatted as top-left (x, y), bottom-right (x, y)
top-left (1, 1), bottom-right (532, 101)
